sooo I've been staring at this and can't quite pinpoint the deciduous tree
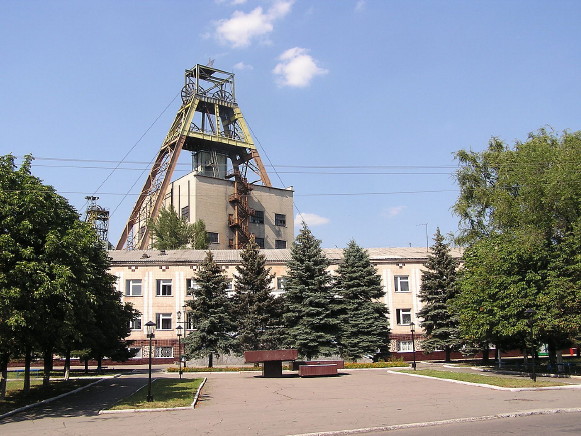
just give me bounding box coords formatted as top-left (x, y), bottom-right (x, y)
top-left (453, 129), bottom-right (581, 364)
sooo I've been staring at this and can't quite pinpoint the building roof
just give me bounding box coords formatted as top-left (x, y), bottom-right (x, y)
top-left (108, 247), bottom-right (463, 266)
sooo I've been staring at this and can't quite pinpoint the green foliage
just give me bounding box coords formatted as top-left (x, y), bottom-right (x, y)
top-left (149, 208), bottom-right (208, 250)
top-left (110, 378), bottom-right (203, 410)
top-left (191, 219), bottom-right (209, 249)
top-left (183, 251), bottom-right (237, 366)
top-left (0, 154), bottom-right (136, 395)
top-left (397, 369), bottom-right (564, 387)
top-left (335, 240), bottom-right (390, 361)
top-left (452, 129), bottom-right (581, 358)
top-left (282, 224), bottom-right (339, 360)
top-left (232, 240), bottom-right (284, 351)
top-left (417, 229), bottom-right (462, 360)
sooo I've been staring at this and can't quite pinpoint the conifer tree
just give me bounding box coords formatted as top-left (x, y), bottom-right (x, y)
top-left (335, 240), bottom-right (390, 361)
top-left (418, 228), bottom-right (461, 362)
top-left (283, 223), bottom-right (339, 359)
top-left (232, 240), bottom-right (283, 351)
top-left (184, 251), bottom-right (236, 367)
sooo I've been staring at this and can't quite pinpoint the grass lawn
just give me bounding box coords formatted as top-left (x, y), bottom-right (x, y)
top-left (110, 378), bottom-right (204, 410)
top-left (1, 378), bottom-right (98, 416)
top-left (397, 369), bottom-right (567, 388)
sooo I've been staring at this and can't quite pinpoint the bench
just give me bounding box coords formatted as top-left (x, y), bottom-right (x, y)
top-left (291, 360), bottom-right (345, 371)
top-left (298, 364), bottom-right (338, 377)
top-left (244, 349), bottom-right (299, 377)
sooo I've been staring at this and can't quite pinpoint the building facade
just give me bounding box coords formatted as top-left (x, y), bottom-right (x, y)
top-left (164, 172), bottom-right (294, 250)
top-left (110, 247), bottom-right (463, 363)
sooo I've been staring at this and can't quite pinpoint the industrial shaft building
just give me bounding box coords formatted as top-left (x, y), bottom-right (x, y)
top-left (117, 64), bottom-right (294, 251)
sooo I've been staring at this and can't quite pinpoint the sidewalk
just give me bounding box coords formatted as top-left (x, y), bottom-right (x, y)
top-left (1, 367), bottom-right (580, 435)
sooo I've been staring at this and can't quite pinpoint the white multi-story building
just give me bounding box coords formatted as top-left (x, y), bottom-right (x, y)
top-left (109, 247), bottom-right (463, 363)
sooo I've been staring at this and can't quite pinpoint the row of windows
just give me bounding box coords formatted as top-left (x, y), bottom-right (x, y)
top-left (250, 211), bottom-right (287, 227)
top-left (129, 312), bottom-right (195, 331)
top-left (126, 277), bottom-right (287, 297)
top-left (131, 308), bottom-right (414, 330)
top-left (129, 346), bottom-right (174, 358)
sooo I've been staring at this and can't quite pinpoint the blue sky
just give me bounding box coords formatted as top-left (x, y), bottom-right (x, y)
top-left (1, 0), bottom-right (579, 249)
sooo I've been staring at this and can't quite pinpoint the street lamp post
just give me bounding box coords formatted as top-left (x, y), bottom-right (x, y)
top-left (145, 320), bottom-right (156, 402)
top-left (410, 322), bottom-right (417, 370)
top-left (176, 325), bottom-right (183, 379)
top-left (525, 309), bottom-right (536, 382)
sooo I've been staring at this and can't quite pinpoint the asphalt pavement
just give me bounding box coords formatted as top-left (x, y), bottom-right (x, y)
top-left (1, 364), bottom-right (580, 435)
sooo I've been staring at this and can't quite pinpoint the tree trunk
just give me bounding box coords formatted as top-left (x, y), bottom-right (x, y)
top-left (444, 346), bottom-right (451, 363)
top-left (43, 347), bottom-right (53, 388)
top-left (64, 350), bottom-right (71, 380)
top-left (84, 357), bottom-right (89, 374)
top-left (481, 344), bottom-right (490, 365)
top-left (0, 352), bottom-right (9, 400)
top-left (23, 346), bottom-right (32, 394)
top-left (208, 352), bottom-right (213, 368)
top-left (97, 356), bottom-right (103, 374)
top-left (547, 338), bottom-right (557, 367)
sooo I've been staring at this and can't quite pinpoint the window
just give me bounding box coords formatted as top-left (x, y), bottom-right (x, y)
top-left (125, 279), bottom-right (142, 296)
top-left (396, 309), bottom-right (412, 325)
top-left (275, 214), bottom-right (286, 227)
top-left (185, 311), bottom-right (195, 330)
top-left (156, 313), bottom-right (172, 330)
top-left (254, 237), bottom-right (265, 248)
top-left (394, 276), bottom-right (410, 293)
top-left (156, 279), bottom-right (172, 296)
top-left (208, 232), bottom-right (219, 244)
top-left (129, 316), bottom-right (142, 330)
top-left (154, 347), bottom-right (174, 358)
top-left (181, 205), bottom-right (190, 221)
top-left (226, 278), bottom-right (233, 290)
top-left (251, 210), bottom-right (264, 224)
top-left (277, 277), bottom-right (287, 290)
top-left (186, 278), bottom-right (199, 295)
top-left (275, 240), bottom-right (287, 249)
top-left (129, 347), bottom-right (143, 359)
top-left (398, 340), bottom-right (414, 352)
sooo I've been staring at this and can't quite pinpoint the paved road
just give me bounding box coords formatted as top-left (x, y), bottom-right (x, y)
top-left (2, 367), bottom-right (580, 435)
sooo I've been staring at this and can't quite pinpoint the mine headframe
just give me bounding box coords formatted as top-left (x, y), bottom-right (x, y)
top-left (117, 64), bottom-right (272, 250)
top-left (84, 196), bottom-right (110, 245)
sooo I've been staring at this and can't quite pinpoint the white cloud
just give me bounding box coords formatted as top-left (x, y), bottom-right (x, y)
top-left (233, 61), bottom-right (253, 70)
top-left (214, 1), bottom-right (293, 48)
top-left (273, 47), bottom-right (328, 87)
top-left (231, 0), bottom-right (247, 5)
top-left (355, 0), bottom-right (366, 12)
top-left (295, 213), bottom-right (330, 227)
top-left (382, 206), bottom-right (407, 218)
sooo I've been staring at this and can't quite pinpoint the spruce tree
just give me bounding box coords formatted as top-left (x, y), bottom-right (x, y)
top-left (184, 251), bottom-right (236, 367)
top-left (336, 240), bottom-right (390, 361)
top-left (418, 228), bottom-right (461, 362)
top-left (232, 240), bottom-right (283, 351)
top-left (283, 223), bottom-right (339, 359)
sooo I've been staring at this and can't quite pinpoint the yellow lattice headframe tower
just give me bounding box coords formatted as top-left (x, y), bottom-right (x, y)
top-left (117, 64), bottom-right (272, 250)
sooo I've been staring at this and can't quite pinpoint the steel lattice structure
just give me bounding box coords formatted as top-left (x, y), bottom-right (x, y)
top-left (117, 64), bottom-right (272, 250)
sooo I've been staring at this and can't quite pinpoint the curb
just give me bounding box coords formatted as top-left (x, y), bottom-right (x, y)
top-left (386, 370), bottom-right (581, 391)
top-left (286, 408), bottom-right (581, 436)
top-left (98, 377), bottom-right (207, 414)
top-left (0, 375), bottom-right (119, 421)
